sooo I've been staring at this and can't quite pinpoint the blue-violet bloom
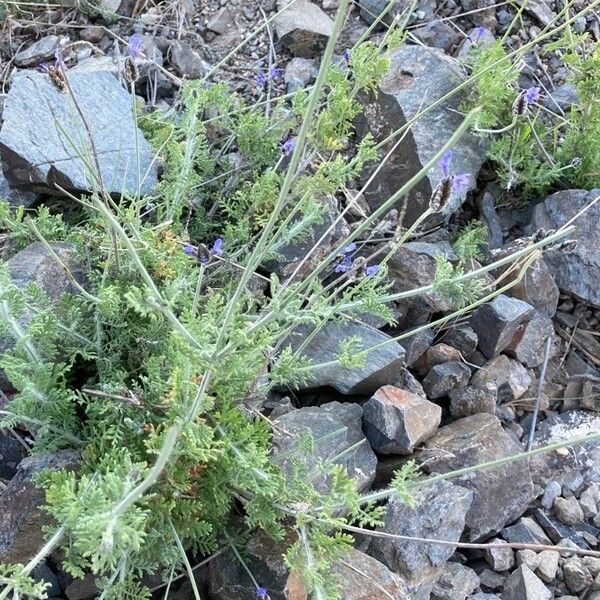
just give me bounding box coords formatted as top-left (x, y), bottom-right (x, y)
top-left (334, 255), bottom-right (353, 273)
top-left (341, 242), bottom-right (357, 255)
top-left (256, 587), bottom-right (268, 599)
top-left (524, 86), bottom-right (541, 106)
top-left (128, 35), bottom-right (144, 60)
top-left (452, 173), bottom-right (470, 197)
top-left (183, 245), bottom-right (197, 256)
top-left (364, 264), bottom-right (380, 277)
top-left (440, 150), bottom-right (453, 178)
top-left (282, 138), bottom-right (295, 156)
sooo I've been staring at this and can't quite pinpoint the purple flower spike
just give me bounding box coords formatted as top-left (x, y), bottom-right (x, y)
top-left (270, 67), bottom-right (282, 79)
top-left (128, 35), bottom-right (144, 60)
top-left (364, 264), bottom-right (380, 277)
top-left (452, 173), bottom-right (470, 197)
top-left (183, 245), bottom-right (197, 256)
top-left (341, 242), bottom-right (357, 255)
top-left (334, 255), bottom-right (353, 273)
top-left (256, 588), bottom-right (268, 599)
top-left (281, 138), bottom-right (295, 156)
top-left (255, 73), bottom-right (267, 87)
top-left (470, 26), bottom-right (487, 44)
top-left (54, 48), bottom-right (64, 70)
top-left (343, 49), bottom-right (351, 62)
top-left (440, 150), bottom-right (453, 178)
top-left (524, 86), bottom-right (541, 106)
top-left (211, 238), bottom-right (224, 256)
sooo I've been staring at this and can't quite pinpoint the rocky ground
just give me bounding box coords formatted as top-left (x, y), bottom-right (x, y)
top-left (1, 0), bottom-right (600, 599)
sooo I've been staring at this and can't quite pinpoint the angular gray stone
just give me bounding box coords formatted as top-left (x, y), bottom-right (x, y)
top-left (501, 516), bottom-right (552, 546)
top-left (168, 41), bottom-right (211, 79)
top-left (0, 451), bottom-right (79, 563)
top-left (431, 562), bottom-right (480, 600)
top-left (284, 57), bottom-right (318, 92)
top-left (356, 45), bottom-right (487, 226)
top-left (532, 189), bottom-right (600, 308)
top-left (208, 530), bottom-right (290, 600)
top-left (422, 361), bottom-right (471, 400)
top-left (541, 480), bottom-right (562, 510)
top-left (440, 324), bottom-right (478, 358)
top-left (470, 356), bottom-right (531, 403)
top-left (562, 557), bottom-right (593, 593)
top-left (449, 383), bottom-right (497, 418)
top-left (207, 7), bottom-right (233, 34)
top-left (501, 565), bottom-right (552, 600)
top-left (503, 256), bottom-right (560, 318)
top-left (0, 164), bottom-right (38, 208)
top-left (0, 71), bottom-right (157, 197)
top-left (369, 480), bottom-right (473, 596)
top-left (553, 496), bottom-right (584, 526)
top-left (14, 35), bottom-right (66, 67)
top-left (484, 538), bottom-right (515, 572)
top-left (274, 0), bottom-right (334, 58)
top-left (357, 0), bottom-right (414, 25)
top-left (479, 568), bottom-right (506, 591)
top-left (0, 431), bottom-right (28, 480)
top-left (272, 401), bottom-right (377, 493)
top-left (505, 312), bottom-right (556, 368)
top-left (285, 548), bottom-right (411, 600)
top-left (470, 295), bottom-right (535, 358)
top-left (544, 84), bottom-right (578, 112)
top-left (362, 385), bottom-right (441, 454)
top-left (536, 550), bottom-right (559, 582)
top-left (402, 328), bottom-right (434, 367)
top-left (413, 21), bottom-right (461, 52)
top-left (285, 321), bottom-right (405, 395)
top-left (421, 414), bottom-right (536, 541)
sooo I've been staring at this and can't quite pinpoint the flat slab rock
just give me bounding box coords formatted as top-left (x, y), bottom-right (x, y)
top-left (356, 44), bottom-right (487, 226)
top-left (532, 189), bottom-right (600, 308)
top-left (0, 71), bottom-right (157, 197)
top-left (420, 413), bottom-right (535, 541)
top-left (271, 401), bottom-right (377, 494)
top-left (284, 321), bottom-right (405, 395)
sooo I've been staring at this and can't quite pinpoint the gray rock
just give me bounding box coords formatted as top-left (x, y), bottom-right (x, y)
top-left (544, 84), bottom-right (578, 112)
top-left (0, 71), bottom-right (157, 197)
top-left (501, 565), bottom-right (552, 600)
top-left (207, 7), bottom-right (233, 34)
top-left (479, 568), bottom-right (506, 591)
top-left (501, 516), bottom-right (552, 545)
top-left (470, 295), bottom-right (535, 358)
top-left (0, 164), bottom-right (38, 208)
top-left (536, 550), bottom-right (559, 582)
top-left (532, 189), bottom-right (600, 308)
top-left (431, 562), bottom-right (480, 600)
top-left (392, 367), bottom-right (426, 398)
top-left (530, 410), bottom-right (600, 486)
top-left (208, 530), bottom-right (290, 600)
top-left (402, 329), bottom-right (434, 367)
top-left (525, 0), bottom-right (556, 26)
top-left (284, 57), bottom-right (318, 92)
top-left (470, 355), bottom-right (531, 403)
top-left (541, 480), bottom-right (562, 509)
top-left (505, 312), bottom-right (556, 368)
top-left (0, 450), bottom-right (79, 563)
top-left (1, 242), bottom-right (87, 387)
top-left (357, 0), bottom-right (414, 25)
top-left (272, 401), bottom-right (377, 493)
top-left (413, 21), bottom-right (461, 52)
top-left (484, 538), bottom-right (515, 572)
top-left (413, 343), bottom-right (461, 375)
top-left (471, 594), bottom-right (500, 600)
top-left (421, 414), bottom-right (535, 541)
top-left (562, 557), bottom-right (593, 593)
top-left (285, 321), bottom-right (405, 395)
top-left (274, 0), bottom-right (334, 58)
top-left (508, 257), bottom-right (560, 318)
top-left (32, 562), bottom-right (61, 598)
top-left (14, 35), bottom-right (66, 67)
top-left (581, 379), bottom-right (600, 412)
top-left (369, 480), bottom-right (473, 596)
top-left (516, 549), bottom-right (540, 571)
top-left (422, 361), bottom-right (471, 399)
top-left (168, 41), bottom-right (211, 79)
top-left (533, 509), bottom-right (589, 549)
top-left (554, 496), bottom-right (585, 526)
top-left (440, 325), bottom-right (478, 358)
top-left (0, 431), bottom-right (28, 480)
top-left (579, 484), bottom-right (600, 519)
top-left (362, 385), bottom-right (441, 454)
top-left (285, 548), bottom-right (411, 599)
top-left (449, 383), bottom-right (497, 418)
top-left (355, 45), bottom-right (487, 226)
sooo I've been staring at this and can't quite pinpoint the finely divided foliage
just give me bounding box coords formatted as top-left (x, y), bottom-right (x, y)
top-left (0, 1), bottom-right (597, 599)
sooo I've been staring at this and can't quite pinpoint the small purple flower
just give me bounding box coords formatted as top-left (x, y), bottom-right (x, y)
top-left (524, 86), bottom-right (541, 106)
top-left (364, 264), bottom-right (380, 277)
top-left (341, 242), bottom-right (357, 255)
top-left (54, 48), bottom-right (64, 70)
top-left (256, 588), bottom-right (268, 599)
top-left (439, 150), bottom-right (453, 178)
top-left (183, 245), bottom-right (197, 256)
top-left (211, 238), bottom-right (224, 256)
top-left (343, 49), bottom-right (351, 62)
top-left (334, 255), bottom-right (353, 273)
top-left (469, 26), bottom-right (487, 44)
top-left (452, 173), bottom-right (470, 197)
top-left (128, 35), bottom-right (144, 60)
top-left (281, 137), bottom-right (295, 156)
top-left (270, 67), bottom-right (282, 79)
top-left (255, 73), bottom-right (268, 87)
